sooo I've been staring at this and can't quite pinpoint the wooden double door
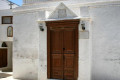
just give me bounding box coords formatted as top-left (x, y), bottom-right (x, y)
top-left (47, 20), bottom-right (79, 80)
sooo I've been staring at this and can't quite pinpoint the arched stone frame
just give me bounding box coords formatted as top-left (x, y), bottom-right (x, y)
top-left (7, 26), bottom-right (13, 37)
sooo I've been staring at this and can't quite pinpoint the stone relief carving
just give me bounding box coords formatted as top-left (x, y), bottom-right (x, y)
top-left (48, 3), bottom-right (77, 19)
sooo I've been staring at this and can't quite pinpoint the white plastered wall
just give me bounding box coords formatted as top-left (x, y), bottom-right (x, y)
top-left (78, 20), bottom-right (92, 80)
top-left (89, 5), bottom-right (120, 80)
top-left (13, 11), bottom-right (46, 80)
top-left (38, 21), bottom-right (47, 80)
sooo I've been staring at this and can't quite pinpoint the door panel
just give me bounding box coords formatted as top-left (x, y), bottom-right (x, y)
top-left (64, 54), bottom-right (74, 80)
top-left (63, 28), bottom-right (75, 80)
top-left (50, 29), bottom-right (63, 54)
top-left (51, 54), bottom-right (63, 79)
top-left (50, 29), bottom-right (63, 79)
top-left (2, 49), bottom-right (7, 67)
top-left (63, 28), bottom-right (75, 54)
top-left (0, 49), bottom-right (7, 68)
top-left (0, 50), bottom-right (2, 67)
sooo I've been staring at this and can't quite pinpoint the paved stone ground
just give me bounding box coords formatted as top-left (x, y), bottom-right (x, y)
top-left (0, 72), bottom-right (12, 80)
top-left (0, 72), bottom-right (20, 80)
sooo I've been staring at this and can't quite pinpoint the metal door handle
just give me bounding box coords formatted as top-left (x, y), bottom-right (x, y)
top-left (63, 48), bottom-right (65, 51)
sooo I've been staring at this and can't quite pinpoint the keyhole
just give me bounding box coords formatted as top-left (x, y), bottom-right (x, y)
top-left (63, 48), bottom-right (65, 51)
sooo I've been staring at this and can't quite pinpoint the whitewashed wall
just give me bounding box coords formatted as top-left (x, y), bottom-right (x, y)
top-left (13, 11), bottom-right (46, 80)
top-left (89, 5), bottom-right (120, 80)
top-left (38, 22), bottom-right (47, 80)
top-left (78, 21), bottom-right (91, 80)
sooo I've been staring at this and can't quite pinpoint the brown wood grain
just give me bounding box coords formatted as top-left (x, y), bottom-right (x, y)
top-left (46, 19), bottom-right (79, 80)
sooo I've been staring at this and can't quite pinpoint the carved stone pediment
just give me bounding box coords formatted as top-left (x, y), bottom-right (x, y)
top-left (48, 3), bottom-right (78, 19)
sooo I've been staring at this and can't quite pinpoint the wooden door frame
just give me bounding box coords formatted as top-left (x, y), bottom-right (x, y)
top-left (46, 19), bottom-right (80, 79)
